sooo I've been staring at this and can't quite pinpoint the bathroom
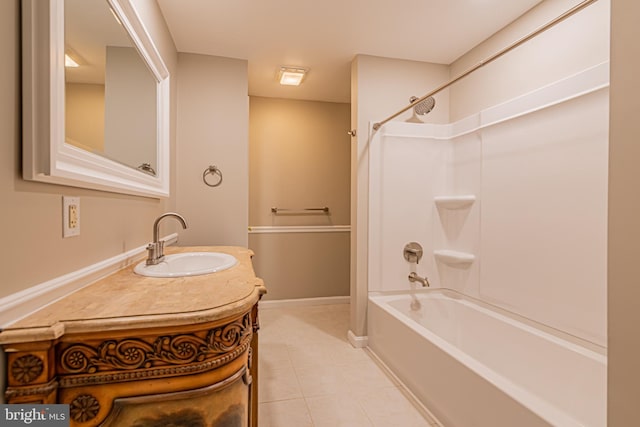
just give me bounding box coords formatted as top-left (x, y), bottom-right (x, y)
top-left (1, 0), bottom-right (639, 425)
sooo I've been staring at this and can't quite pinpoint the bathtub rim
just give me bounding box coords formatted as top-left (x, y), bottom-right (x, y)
top-left (367, 288), bottom-right (607, 427)
top-left (369, 287), bottom-right (606, 356)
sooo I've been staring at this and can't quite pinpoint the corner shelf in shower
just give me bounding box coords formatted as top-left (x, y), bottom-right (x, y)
top-left (434, 195), bottom-right (476, 210)
top-left (434, 250), bottom-right (475, 268)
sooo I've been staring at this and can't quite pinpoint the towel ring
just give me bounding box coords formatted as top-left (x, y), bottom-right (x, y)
top-left (203, 165), bottom-right (223, 187)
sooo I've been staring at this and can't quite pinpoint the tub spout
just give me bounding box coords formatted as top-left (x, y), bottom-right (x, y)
top-left (408, 272), bottom-right (430, 287)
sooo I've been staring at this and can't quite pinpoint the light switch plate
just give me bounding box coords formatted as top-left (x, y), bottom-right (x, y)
top-left (63, 196), bottom-right (80, 238)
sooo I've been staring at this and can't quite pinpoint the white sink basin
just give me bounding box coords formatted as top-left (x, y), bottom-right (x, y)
top-left (134, 252), bottom-right (237, 278)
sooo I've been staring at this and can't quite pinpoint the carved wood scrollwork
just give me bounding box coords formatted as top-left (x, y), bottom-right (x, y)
top-left (59, 314), bottom-right (252, 376)
top-left (70, 394), bottom-right (100, 423)
top-left (11, 354), bottom-right (44, 384)
top-left (251, 304), bottom-right (260, 334)
top-left (244, 347), bottom-right (253, 386)
top-left (4, 379), bottom-right (58, 400)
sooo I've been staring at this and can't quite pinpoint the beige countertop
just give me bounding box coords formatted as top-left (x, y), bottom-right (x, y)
top-left (0, 246), bottom-right (266, 344)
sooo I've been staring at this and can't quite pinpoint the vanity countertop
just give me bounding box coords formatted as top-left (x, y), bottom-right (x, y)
top-left (0, 246), bottom-right (266, 344)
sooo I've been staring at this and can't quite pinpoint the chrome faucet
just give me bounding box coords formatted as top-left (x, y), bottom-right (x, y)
top-left (408, 272), bottom-right (430, 287)
top-left (146, 212), bottom-right (188, 265)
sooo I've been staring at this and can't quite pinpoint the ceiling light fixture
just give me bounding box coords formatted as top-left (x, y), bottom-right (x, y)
top-left (64, 54), bottom-right (80, 68)
top-left (278, 66), bottom-right (308, 86)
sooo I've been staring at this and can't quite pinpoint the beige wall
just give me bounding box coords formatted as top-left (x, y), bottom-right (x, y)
top-left (249, 97), bottom-right (350, 300)
top-left (450, 0), bottom-right (610, 121)
top-left (608, 0), bottom-right (640, 423)
top-left (65, 83), bottom-right (105, 151)
top-left (1, 0), bottom-right (177, 302)
top-left (249, 232), bottom-right (350, 300)
top-left (175, 53), bottom-right (249, 247)
top-left (351, 55), bottom-right (450, 336)
top-left (249, 97), bottom-right (350, 226)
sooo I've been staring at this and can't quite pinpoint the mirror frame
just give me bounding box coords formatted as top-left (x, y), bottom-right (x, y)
top-left (22, 0), bottom-right (170, 198)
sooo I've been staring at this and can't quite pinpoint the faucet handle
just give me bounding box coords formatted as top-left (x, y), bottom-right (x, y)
top-left (403, 242), bottom-right (423, 264)
top-left (145, 241), bottom-right (165, 265)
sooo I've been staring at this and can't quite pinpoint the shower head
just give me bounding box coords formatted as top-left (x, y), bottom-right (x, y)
top-left (409, 96), bottom-right (436, 116)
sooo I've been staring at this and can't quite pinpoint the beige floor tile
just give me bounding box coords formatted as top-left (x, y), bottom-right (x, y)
top-left (258, 359), bottom-right (303, 403)
top-left (338, 358), bottom-right (398, 394)
top-left (258, 324), bottom-right (286, 343)
top-left (327, 343), bottom-right (371, 366)
top-left (287, 343), bottom-right (337, 370)
top-left (258, 399), bottom-right (313, 427)
top-left (258, 303), bottom-right (433, 426)
top-left (258, 342), bottom-right (291, 366)
top-left (369, 413), bottom-right (435, 427)
top-left (295, 364), bottom-right (351, 398)
top-left (305, 394), bottom-right (373, 427)
top-left (356, 386), bottom-right (434, 426)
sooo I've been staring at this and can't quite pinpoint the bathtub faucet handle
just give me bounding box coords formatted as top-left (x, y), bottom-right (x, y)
top-left (403, 242), bottom-right (423, 264)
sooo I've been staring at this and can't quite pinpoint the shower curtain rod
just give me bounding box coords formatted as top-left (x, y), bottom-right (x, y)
top-left (372, 0), bottom-right (601, 131)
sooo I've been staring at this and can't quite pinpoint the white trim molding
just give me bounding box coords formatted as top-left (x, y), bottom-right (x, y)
top-left (0, 234), bottom-right (177, 328)
top-left (348, 330), bottom-right (369, 348)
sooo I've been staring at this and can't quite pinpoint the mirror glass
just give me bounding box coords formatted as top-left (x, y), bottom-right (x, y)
top-left (64, 0), bottom-right (158, 176)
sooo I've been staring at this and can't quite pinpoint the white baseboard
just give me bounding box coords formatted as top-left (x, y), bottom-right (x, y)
top-left (0, 234), bottom-right (178, 329)
top-left (347, 330), bottom-right (369, 348)
top-left (365, 347), bottom-right (443, 426)
top-left (258, 295), bottom-right (349, 310)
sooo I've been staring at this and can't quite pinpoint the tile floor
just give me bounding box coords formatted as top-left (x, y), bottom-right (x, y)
top-left (257, 303), bottom-right (439, 427)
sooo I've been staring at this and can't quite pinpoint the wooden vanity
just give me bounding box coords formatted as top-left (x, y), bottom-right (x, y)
top-left (0, 246), bottom-right (266, 427)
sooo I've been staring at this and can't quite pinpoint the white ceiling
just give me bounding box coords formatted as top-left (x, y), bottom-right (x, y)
top-left (157, 0), bottom-right (545, 103)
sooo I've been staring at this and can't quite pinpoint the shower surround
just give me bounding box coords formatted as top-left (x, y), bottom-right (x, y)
top-left (366, 62), bottom-right (609, 426)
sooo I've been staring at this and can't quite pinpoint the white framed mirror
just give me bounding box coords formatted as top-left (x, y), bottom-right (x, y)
top-left (22, 0), bottom-right (170, 197)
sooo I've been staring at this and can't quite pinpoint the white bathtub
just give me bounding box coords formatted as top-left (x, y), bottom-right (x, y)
top-left (367, 290), bottom-right (607, 427)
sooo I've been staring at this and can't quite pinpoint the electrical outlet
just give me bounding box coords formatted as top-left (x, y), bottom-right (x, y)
top-left (69, 204), bottom-right (78, 228)
top-left (63, 196), bottom-right (80, 238)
